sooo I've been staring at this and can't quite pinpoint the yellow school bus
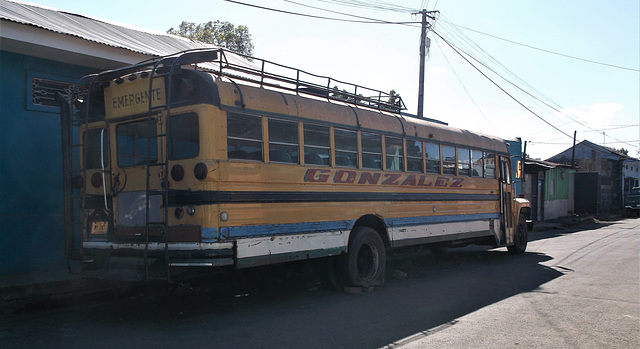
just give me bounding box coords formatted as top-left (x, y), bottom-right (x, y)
top-left (64, 49), bottom-right (531, 287)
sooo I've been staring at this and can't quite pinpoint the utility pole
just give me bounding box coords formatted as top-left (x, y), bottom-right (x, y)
top-left (415, 9), bottom-right (438, 119)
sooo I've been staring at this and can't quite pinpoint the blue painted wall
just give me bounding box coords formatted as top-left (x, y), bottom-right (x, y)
top-left (0, 51), bottom-right (97, 275)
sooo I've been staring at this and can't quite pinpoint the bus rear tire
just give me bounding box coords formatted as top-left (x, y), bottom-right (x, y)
top-left (507, 214), bottom-right (528, 254)
top-left (345, 226), bottom-right (386, 288)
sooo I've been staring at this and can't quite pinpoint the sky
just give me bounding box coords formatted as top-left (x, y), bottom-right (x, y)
top-left (20, 0), bottom-right (640, 160)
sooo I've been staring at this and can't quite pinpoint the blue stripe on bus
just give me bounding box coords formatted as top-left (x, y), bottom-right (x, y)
top-left (385, 212), bottom-right (499, 227)
top-left (219, 212), bottom-right (498, 238)
top-left (221, 220), bottom-right (356, 238)
top-left (201, 227), bottom-right (219, 242)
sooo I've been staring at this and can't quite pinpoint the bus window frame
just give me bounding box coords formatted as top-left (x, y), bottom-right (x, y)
top-left (334, 127), bottom-right (358, 168)
top-left (227, 112), bottom-right (264, 161)
top-left (361, 132), bottom-right (382, 170)
top-left (303, 123), bottom-right (331, 166)
top-left (385, 135), bottom-right (404, 172)
top-left (167, 112), bottom-right (200, 161)
top-left (268, 118), bottom-right (299, 164)
top-left (116, 119), bottom-right (158, 168)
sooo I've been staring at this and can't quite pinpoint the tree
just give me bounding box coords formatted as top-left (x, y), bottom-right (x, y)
top-left (167, 21), bottom-right (254, 57)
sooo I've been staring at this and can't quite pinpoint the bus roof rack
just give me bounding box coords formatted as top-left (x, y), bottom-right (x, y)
top-left (84, 48), bottom-right (407, 114)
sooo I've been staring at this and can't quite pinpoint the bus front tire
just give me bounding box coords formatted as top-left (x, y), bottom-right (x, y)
top-left (345, 227), bottom-right (386, 288)
top-left (507, 214), bottom-right (528, 254)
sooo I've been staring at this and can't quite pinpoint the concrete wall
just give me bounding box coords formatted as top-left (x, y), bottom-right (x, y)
top-left (0, 51), bottom-right (97, 275)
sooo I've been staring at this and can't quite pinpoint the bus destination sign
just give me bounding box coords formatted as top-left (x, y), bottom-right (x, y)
top-left (104, 76), bottom-right (166, 118)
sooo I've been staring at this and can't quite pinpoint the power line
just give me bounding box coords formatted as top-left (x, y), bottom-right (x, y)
top-left (318, 0), bottom-right (416, 13)
top-left (452, 23), bottom-right (640, 72)
top-left (431, 29), bottom-right (575, 139)
top-left (433, 35), bottom-right (499, 135)
top-left (283, 0), bottom-right (418, 26)
top-left (223, 0), bottom-right (417, 24)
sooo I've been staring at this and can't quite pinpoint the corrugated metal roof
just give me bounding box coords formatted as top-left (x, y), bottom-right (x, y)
top-left (0, 0), bottom-right (251, 67)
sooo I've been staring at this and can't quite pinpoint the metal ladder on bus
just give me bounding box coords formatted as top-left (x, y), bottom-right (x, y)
top-left (142, 50), bottom-right (220, 281)
top-left (142, 57), bottom-right (175, 281)
top-left (60, 78), bottom-right (114, 273)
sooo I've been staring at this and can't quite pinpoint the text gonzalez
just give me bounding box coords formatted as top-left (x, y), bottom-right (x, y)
top-left (303, 168), bottom-right (465, 188)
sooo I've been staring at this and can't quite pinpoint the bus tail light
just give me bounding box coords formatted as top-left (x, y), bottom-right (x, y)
top-left (73, 175), bottom-right (84, 189)
top-left (194, 163), bottom-right (207, 180)
top-left (91, 172), bottom-right (103, 188)
top-left (171, 164), bottom-right (185, 181)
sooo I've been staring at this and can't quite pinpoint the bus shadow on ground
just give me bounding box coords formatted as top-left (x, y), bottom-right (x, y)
top-left (70, 246), bottom-right (562, 348)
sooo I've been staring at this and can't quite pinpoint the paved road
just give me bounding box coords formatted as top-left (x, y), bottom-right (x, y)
top-left (390, 218), bottom-right (640, 349)
top-left (2, 219), bottom-right (638, 348)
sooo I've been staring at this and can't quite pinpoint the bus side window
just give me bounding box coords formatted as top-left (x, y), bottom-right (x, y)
top-left (268, 118), bottom-right (299, 164)
top-left (458, 148), bottom-right (471, 176)
top-left (385, 136), bottom-right (404, 171)
top-left (501, 158), bottom-right (512, 184)
top-left (227, 113), bottom-right (263, 161)
top-left (304, 123), bottom-right (330, 166)
top-left (407, 139), bottom-right (423, 172)
top-left (335, 128), bottom-right (358, 168)
top-left (85, 128), bottom-right (109, 169)
top-left (442, 145), bottom-right (456, 175)
top-left (362, 132), bottom-right (382, 170)
top-left (168, 113), bottom-right (199, 160)
top-left (425, 142), bottom-right (440, 174)
top-left (470, 149), bottom-right (483, 177)
top-left (484, 152), bottom-right (496, 178)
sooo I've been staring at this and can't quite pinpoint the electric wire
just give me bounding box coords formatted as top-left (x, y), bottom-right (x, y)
top-left (431, 29), bottom-right (575, 139)
top-left (453, 23), bottom-right (640, 73)
top-left (435, 17), bottom-right (637, 149)
top-left (433, 35), bottom-right (499, 135)
top-left (436, 27), bottom-right (639, 150)
top-left (318, 0), bottom-right (416, 13)
top-left (284, 0), bottom-right (419, 26)
top-left (224, 0), bottom-right (638, 154)
top-left (223, 0), bottom-right (417, 24)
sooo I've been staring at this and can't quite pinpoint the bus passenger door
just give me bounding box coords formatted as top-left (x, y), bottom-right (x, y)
top-left (499, 156), bottom-right (514, 245)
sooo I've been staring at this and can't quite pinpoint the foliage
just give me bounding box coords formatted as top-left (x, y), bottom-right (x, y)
top-left (167, 21), bottom-right (254, 57)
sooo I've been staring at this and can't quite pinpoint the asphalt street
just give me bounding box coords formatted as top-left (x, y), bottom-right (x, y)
top-left (2, 218), bottom-right (638, 349)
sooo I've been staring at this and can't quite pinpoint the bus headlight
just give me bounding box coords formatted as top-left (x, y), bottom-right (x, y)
top-left (220, 211), bottom-right (229, 222)
top-left (186, 206), bottom-right (196, 216)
